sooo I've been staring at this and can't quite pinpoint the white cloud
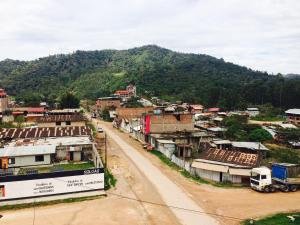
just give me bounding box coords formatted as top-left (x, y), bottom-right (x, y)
top-left (0, 0), bottom-right (299, 74)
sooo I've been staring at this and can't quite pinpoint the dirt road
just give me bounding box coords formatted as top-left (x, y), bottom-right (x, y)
top-left (97, 120), bottom-right (300, 225)
top-left (99, 120), bottom-right (218, 225)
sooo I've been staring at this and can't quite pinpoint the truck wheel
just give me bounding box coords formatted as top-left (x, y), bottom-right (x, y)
top-left (281, 185), bottom-right (289, 192)
top-left (290, 185), bottom-right (298, 192)
top-left (263, 186), bottom-right (270, 193)
top-left (270, 186), bottom-right (276, 192)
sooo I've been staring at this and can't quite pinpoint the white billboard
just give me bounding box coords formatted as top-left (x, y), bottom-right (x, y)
top-left (0, 168), bottom-right (104, 201)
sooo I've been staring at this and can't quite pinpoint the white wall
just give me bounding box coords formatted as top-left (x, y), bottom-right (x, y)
top-left (8, 154), bottom-right (51, 168)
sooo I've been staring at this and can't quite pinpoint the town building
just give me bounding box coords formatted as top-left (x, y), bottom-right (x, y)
top-left (285, 109), bottom-right (300, 126)
top-left (114, 84), bottom-right (137, 99)
top-left (142, 112), bottom-right (195, 135)
top-left (246, 107), bottom-right (260, 117)
top-left (0, 89), bottom-right (8, 113)
top-left (11, 107), bottom-right (46, 122)
top-left (37, 114), bottom-right (86, 127)
top-left (189, 104), bottom-right (204, 113)
top-left (191, 146), bottom-right (263, 184)
top-left (96, 97), bottom-right (121, 112)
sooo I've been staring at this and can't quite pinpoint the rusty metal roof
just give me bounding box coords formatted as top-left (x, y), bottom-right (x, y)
top-left (36, 114), bottom-right (86, 123)
top-left (198, 148), bottom-right (261, 167)
top-left (0, 126), bottom-right (92, 139)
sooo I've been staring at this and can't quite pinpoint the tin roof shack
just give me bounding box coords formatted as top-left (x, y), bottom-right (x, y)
top-left (285, 109), bottom-right (300, 126)
top-left (37, 114), bottom-right (86, 127)
top-left (96, 97), bottom-right (121, 113)
top-left (191, 147), bottom-right (263, 184)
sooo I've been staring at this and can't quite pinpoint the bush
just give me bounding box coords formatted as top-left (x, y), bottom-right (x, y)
top-left (249, 128), bottom-right (273, 142)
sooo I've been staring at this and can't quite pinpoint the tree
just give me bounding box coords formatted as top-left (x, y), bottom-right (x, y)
top-left (249, 128), bottom-right (273, 142)
top-left (15, 115), bottom-right (25, 128)
top-left (59, 92), bottom-right (80, 109)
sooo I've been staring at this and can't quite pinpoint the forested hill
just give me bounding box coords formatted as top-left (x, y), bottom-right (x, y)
top-left (0, 45), bottom-right (299, 109)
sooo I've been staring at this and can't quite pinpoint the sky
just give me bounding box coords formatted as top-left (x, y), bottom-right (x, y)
top-left (0, 0), bottom-right (299, 74)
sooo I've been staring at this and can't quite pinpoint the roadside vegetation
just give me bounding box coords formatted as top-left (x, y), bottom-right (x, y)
top-left (223, 115), bottom-right (272, 142)
top-left (104, 168), bottom-right (117, 190)
top-left (18, 162), bottom-right (95, 174)
top-left (0, 195), bottom-right (104, 211)
top-left (243, 212), bottom-right (300, 225)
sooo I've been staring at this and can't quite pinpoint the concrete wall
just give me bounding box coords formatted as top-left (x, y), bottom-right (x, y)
top-left (149, 114), bottom-right (194, 133)
top-left (38, 121), bottom-right (85, 127)
top-left (191, 168), bottom-right (243, 183)
top-left (0, 97), bottom-right (8, 113)
top-left (8, 154), bottom-right (51, 168)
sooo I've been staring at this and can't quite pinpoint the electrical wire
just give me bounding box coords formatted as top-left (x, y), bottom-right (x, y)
top-left (52, 177), bottom-right (244, 221)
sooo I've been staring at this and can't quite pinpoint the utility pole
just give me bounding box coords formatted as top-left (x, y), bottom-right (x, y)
top-left (105, 132), bottom-right (107, 169)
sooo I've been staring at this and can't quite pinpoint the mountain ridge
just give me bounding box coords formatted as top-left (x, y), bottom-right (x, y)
top-left (0, 45), bottom-right (299, 109)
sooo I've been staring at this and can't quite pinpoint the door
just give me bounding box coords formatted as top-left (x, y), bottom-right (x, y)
top-left (70, 152), bottom-right (74, 161)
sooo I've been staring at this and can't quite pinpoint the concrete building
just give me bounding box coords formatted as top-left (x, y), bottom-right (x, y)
top-left (285, 109), bottom-right (300, 126)
top-left (191, 147), bottom-right (262, 184)
top-left (37, 114), bottom-right (86, 127)
top-left (0, 145), bottom-right (55, 169)
top-left (142, 112), bottom-right (195, 135)
top-left (96, 97), bottom-right (121, 112)
top-left (0, 136), bottom-right (93, 169)
top-left (246, 107), bottom-right (260, 117)
top-left (0, 89), bottom-right (8, 113)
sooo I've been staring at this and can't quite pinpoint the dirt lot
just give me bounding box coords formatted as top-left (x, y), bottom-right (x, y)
top-left (98, 120), bottom-right (300, 225)
top-left (1, 123), bottom-right (180, 225)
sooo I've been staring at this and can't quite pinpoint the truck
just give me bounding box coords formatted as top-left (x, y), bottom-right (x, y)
top-left (250, 163), bottom-right (300, 193)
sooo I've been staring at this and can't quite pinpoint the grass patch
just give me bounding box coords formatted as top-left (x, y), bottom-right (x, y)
top-left (87, 121), bottom-right (97, 137)
top-left (105, 168), bottom-right (117, 190)
top-left (18, 162), bottom-right (95, 174)
top-left (251, 116), bottom-right (285, 122)
top-left (243, 212), bottom-right (300, 225)
top-left (149, 150), bottom-right (245, 188)
top-left (0, 195), bottom-right (104, 211)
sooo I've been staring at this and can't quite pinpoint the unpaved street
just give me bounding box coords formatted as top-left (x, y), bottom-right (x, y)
top-left (2, 118), bottom-right (300, 225)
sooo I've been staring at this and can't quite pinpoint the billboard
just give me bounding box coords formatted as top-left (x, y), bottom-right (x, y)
top-left (0, 168), bottom-right (104, 201)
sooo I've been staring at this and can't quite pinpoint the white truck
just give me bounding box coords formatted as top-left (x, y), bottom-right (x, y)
top-left (250, 163), bottom-right (300, 193)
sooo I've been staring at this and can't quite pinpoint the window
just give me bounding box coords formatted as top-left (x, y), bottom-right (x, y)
top-left (56, 121), bottom-right (61, 126)
top-left (8, 158), bottom-right (15, 164)
top-left (35, 155), bottom-right (44, 162)
top-left (66, 121), bottom-right (71, 125)
top-left (261, 175), bottom-right (267, 179)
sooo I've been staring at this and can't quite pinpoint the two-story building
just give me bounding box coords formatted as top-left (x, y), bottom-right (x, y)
top-left (285, 109), bottom-right (300, 126)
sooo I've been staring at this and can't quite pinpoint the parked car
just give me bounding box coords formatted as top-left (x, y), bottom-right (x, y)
top-left (97, 127), bottom-right (104, 133)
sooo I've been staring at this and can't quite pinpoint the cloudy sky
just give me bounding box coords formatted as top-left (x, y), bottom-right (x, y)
top-left (0, 0), bottom-right (299, 74)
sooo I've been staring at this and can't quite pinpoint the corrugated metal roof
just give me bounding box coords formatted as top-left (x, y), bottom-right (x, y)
top-left (197, 148), bottom-right (261, 167)
top-left (229, 168), bottom-right (251, 176)
top-left (285, 109), bottom-right (300, 115)
top-left (191, 161), bottom-right (229, 172)
top-left (0, 145), bottom-right (56, 157)
top-left (231, 142), bottom-right (269, 151)
top-left (157, 139), bottom-right (175, 144)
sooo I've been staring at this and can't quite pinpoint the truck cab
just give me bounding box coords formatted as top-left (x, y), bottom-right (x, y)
top-left (250, 167), bottom-right (272, 192)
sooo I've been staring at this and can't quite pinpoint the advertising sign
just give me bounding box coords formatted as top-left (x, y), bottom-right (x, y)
top-left (0, 168), bottom-right (104, 201)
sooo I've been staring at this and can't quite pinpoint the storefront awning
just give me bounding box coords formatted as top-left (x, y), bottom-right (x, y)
top-left (191, 161), bottom-right (228, 173)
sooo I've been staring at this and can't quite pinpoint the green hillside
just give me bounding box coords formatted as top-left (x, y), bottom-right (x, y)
top-left (0, 45), bottom-right (299, 109)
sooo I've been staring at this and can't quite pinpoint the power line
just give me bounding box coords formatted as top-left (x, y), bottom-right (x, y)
top-left (52, 177), bottom-right (244, 221)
